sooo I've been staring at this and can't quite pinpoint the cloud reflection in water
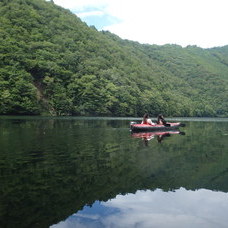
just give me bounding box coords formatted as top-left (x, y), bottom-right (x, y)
top-left (51, 188), bottom-right (228, 228)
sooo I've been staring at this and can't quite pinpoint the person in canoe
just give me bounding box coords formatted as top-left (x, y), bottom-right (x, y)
top-left (141, 113), bottom-right (155, 125)
top-left (157, 114), bottom-right (167, 125)
top-left (157, 114), bottom-right (172, 126)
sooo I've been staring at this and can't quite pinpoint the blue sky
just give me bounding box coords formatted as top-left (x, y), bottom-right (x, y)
top-left (52, 0), bottom-right (228, 48)
top-left (76, 14), bottom-right (119, 30)
top-left (73, 7), bottom-right (121, 30)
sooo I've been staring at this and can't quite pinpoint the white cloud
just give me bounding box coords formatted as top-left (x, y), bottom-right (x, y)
top-left (52, 0), bottom-right (228, 48)
top-left (53, 0), bottom-right (108, 11)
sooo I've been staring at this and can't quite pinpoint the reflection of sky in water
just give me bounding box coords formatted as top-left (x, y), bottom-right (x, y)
top-left (51, 188), bottom-right (228, 228)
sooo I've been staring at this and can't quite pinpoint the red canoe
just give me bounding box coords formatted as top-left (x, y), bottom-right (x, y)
top-left (130, 122), bottom-right (183, 132)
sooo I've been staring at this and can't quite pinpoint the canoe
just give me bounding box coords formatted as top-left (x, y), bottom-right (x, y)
top-left (130, 122), bottom-right (183, 132)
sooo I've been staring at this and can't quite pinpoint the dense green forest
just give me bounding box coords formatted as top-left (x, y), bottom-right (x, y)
top-left (0, 0), bottom-right (227, 117)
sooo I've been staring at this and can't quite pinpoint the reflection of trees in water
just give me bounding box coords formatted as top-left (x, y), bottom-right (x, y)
top-left (0, 119), bottom-right (227, 227)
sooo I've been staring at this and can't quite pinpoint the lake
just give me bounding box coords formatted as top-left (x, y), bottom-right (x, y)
top-left (0, 116), bottom-right (228, 228)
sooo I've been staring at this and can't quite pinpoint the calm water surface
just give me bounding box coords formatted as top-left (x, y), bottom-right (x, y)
top-left (0, 117), bottom-right (228, 228)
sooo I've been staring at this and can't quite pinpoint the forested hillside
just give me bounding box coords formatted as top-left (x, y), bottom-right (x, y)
top-left (0, 0), bottom-right (227, 117)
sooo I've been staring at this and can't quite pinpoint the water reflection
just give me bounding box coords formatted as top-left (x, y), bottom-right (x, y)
top-left (131, 130), bottom-right (185, 145)
top-left (51, 188), bottom-right (228, 228)
top-left (0, 117), bottom-right (228, 228)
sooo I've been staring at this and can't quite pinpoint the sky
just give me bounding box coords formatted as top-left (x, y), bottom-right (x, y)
top-left (52, 0), bottom-right (228, 48)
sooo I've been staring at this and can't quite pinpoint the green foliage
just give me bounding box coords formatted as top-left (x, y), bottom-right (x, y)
top-left (0, 0), bottom-right (227, 116)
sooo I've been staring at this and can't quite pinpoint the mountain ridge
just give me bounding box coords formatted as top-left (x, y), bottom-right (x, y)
top-left (0, 0), bottom-right (227, 117)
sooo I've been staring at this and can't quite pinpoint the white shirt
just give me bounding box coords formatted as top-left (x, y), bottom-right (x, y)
top-left (141, 118), bottom-right (155, 125)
